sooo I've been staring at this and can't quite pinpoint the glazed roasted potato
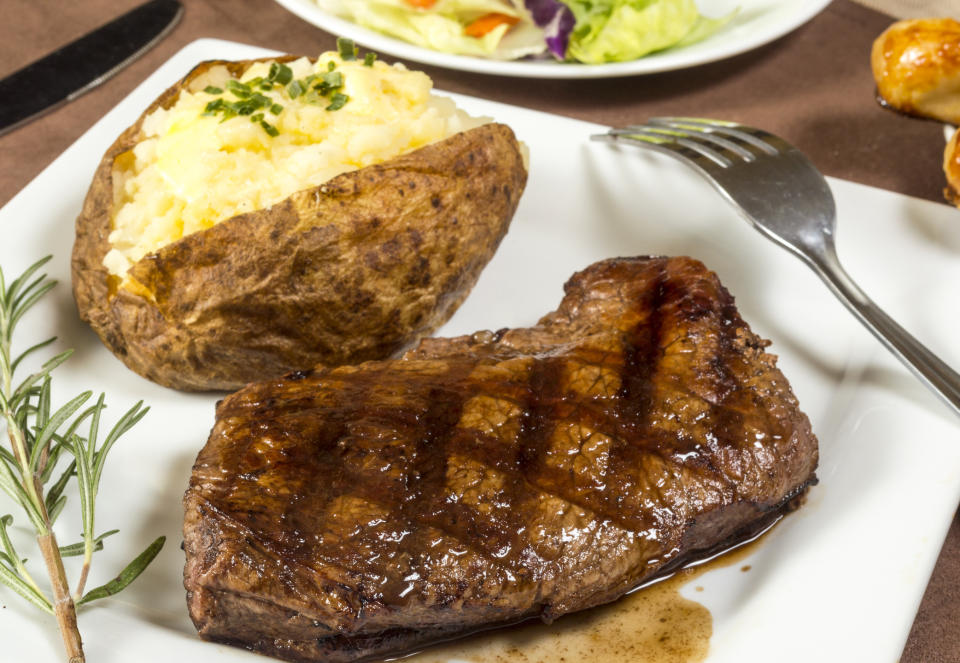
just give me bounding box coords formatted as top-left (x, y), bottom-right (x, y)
top-left (871, 18), bottom-right (960, 124)
top-left (72, 51), bottom-right (527, 391)
top-left (945, 127), bottom-right (960, 205)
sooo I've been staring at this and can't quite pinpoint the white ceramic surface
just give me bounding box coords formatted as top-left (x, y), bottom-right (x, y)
top-left (1, 39), bottom-right (959, 662)
top-left (272, 0), bottom-right (833, 78)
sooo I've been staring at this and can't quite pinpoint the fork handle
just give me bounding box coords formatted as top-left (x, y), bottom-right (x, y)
top-left (808, 248), bottom-right (960, 417)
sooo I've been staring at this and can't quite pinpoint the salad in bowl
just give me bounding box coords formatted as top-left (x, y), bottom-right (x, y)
top-left (312, 0), bottom-right (734, 63)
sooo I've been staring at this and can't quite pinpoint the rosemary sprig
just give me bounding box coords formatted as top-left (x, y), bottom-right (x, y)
top-left (0, 256), bottom-right (165, 663)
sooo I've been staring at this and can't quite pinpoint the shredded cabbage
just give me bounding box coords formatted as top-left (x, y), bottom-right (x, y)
top-left (523, 0), bottom-right (575, 59)
top-left (315, 0), bottom-right (547, 59)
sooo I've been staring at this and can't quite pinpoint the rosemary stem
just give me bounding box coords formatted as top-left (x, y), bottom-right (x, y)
top-left (74, 549), bottom-right (92, 601)
top-left (2, 348), bottom-right (84, 661)
top-left (38, 531), bottom-right (85, 663)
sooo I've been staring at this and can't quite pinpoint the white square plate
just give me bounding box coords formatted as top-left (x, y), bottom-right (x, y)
top-left (2, 39), bottom-right (959, 662)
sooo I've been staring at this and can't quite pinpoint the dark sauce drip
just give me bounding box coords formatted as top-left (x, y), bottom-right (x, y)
top-left (402, 517), bottom-right (781, 663)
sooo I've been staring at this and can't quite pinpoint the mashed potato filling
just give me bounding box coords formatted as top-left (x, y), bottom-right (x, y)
top-left (104, 52), bottom-right (489, 278)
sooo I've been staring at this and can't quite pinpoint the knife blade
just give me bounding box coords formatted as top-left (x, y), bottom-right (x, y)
top-left (0, 0), bottom-right (183, 137)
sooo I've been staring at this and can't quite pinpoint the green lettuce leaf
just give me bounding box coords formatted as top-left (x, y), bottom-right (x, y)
top-left (565, 0), bottom-right (733, 64)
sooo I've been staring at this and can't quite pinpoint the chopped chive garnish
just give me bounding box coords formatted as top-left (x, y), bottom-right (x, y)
top-left (313, 70), bottom-right (344, 95)
top-left (201, 52), bottom-right (361, 134)
top-left (364, 52), bottom-right (377, 67)
top-left (268, 62), bottom-right (294, 85)
top-left (226, 79), bottom-right (252, 98)
top-left (287, 80), bottom-right (304, 99)
top-left (325, 71), bottom-right (343, 87)
top-left (326, 93), bottom-right (349, 111)
top-left (337, 38), bottom-right (358, 60)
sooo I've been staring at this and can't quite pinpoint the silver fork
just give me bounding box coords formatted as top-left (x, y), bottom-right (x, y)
top-left (592, 117), bottom-right (960, 417)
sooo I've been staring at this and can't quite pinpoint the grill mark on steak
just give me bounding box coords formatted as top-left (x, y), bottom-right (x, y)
top-left (183, 256), bottom-right (819, 663)
top-left (616, 261), bottom-right (667, 435)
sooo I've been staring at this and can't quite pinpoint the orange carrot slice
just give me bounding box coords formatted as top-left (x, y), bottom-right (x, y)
top-left (464, 12), bottom-right (520, 38)
top-left (404, 0), bottom-right (437, 8)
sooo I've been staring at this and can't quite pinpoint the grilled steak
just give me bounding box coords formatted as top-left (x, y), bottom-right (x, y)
top-left (183, 256), bottom-right (818, 663)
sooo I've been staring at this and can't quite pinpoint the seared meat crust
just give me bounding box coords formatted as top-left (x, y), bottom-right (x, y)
top-left (183, 256), bottom-right (818, 662)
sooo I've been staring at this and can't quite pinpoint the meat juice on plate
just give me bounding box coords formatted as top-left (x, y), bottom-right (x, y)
top-left (406, 535), bottom-right (767, 663)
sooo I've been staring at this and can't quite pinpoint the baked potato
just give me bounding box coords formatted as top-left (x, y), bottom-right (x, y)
top-left (72, 49), bottom-right (528, 391)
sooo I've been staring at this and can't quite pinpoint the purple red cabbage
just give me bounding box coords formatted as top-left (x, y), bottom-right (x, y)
top-left (524, 0), bottom-right (576, 60)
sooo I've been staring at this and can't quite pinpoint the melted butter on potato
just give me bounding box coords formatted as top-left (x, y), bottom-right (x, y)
top-left (104, 53), bottom-right (490, 280)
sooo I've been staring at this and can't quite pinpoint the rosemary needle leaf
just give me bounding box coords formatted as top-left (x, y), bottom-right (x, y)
top-left (0, 550), bottom-right (15, 569)
top-left (9, 279), bottom-right (56, 330)
top-left (65, 399), bottom-right (103, 444)
top-left (30, 391), bottom-right (92, 472)
top-left (2, 255), bottom-right (51, 307)
top-left (76, 536), bottom-right (165, 606)
top-left (36, 376), bottom-right (52, 433)
top-left (0, 514), bottom-right (46, 611)
top-left (59, 530), bottom-right (118, 557)
top-left (92, 402), bottom-right (148, 492)
top-left (0, 561), bottom-right (53, 614)
top-left (71, 436), bottom-right (94, 543)
top-left (9, 349), bottom-right (74, 411)
top-left (0, 514), bottom-right (17, 557)
top-left (11, 273), bottom-right (53, 313)
top-left (0, 458), bottom-right (43, 529)
top-left (0, 457), bottom-right (23, 501)
top-left (44, 458), bottom-right (75, 511)
top-left (39, 433), bottom-right (71, 483)
top-left (83, 394), bottom-right (106, 464)
top-left (46, 494), bottom-right (66, 525)
top-left (9, 337), bottom-right (56, 375)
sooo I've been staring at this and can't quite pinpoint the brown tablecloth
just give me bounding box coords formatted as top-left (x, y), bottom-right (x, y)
top-left (1, 1), bottom-right (957, 660)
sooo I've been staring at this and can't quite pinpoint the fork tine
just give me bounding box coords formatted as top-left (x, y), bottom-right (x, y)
top-left (649, 117), bottom-right (794, 156)
top-left (592, 129), bottom-right (729, 174)
top-left (609, 127), bottom-right (733, 167)
top-left (619, 123), bottom-right (758, 163)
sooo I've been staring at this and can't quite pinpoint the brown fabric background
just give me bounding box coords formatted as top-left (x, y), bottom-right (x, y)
top-left (0, 0), bottom-right (957, 660)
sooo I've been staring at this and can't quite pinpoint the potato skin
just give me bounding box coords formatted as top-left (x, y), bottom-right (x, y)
top-left (71, 57), bottom-right (527, 391)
